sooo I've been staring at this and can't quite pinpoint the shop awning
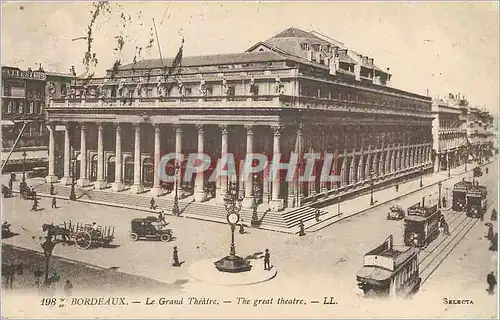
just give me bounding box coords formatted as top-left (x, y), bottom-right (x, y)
top-left (1, 150), bottom-right (48, 163)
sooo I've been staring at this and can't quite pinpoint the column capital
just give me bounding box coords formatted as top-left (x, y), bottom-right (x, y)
top-left (80, 122), bottom-right (87, 131)
top-left (133, 123), bottom-right (141, 132)
top-left (97, 122), bottom-right (104, 130)
top-left (153, 123), bottom-right (161, 132)
top-left (174, 124), bottom-right (182, 134)
top-left (196, 124), bottom-right (204, 134)
top-left (271, 125), bottom-right (283, 135)
top-left (296, 123), bottom-right (304, 134)
top-left (219, 125), bottom-right (228, 135)
top-left (114, 123), bottom-right (122, 131)
top-left (244, 125), bottom-right (253, 135)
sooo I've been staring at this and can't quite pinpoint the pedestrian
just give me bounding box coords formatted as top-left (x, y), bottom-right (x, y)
top-left (172, 246), bottom-right (180, 267)
top-left (51, 197), bottom-right (57, 209)
top-left (490, 233), bottom-right (498, 252)
top-left (264, 249), bottom-right (271, 271)
top-left (315, 209), bottom-right (320, 222)
top-left (298, 220), bottom-right (305, 236)
top-left (487, 272), bottom-right (497, 295)
top-left (6, 263), bottom-right (14, 289)
top-left (486, 225), bottom-right (494, 241)
top-left (442, 221), bottom-right (450, 236)
top-left (442, 196), bottom-right (447, 208)
top-left (8, 178), bottom-right (13, 192)
top-left (34, 267), bottom-right (42, 288)
top-left (64, 280), bottom-right (73, 296)
top-left (31, 198), bottom-right (39, 211)
top-left (150, 197), bottom-right (156, 210)
top-left (16, 262), bottom-right (23, 275)
top-left (239, 220), bottom-right (246, 234)
top-left (395, 184), bottom-right (399, 192)
top-left (49, 183), bottom-right (54, 195)
top-left (491, 209), bottom-right (497, 221)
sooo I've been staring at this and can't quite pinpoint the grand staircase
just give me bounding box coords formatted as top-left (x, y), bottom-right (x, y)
top-left (34, 183), bottom-right (294, 231)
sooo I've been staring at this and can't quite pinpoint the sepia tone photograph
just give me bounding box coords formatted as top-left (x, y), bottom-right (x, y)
top-left (1, 1), bottom-right (498, 319)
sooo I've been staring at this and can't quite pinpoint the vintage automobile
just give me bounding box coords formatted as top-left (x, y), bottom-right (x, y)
top-left (27, 167), bottom-right (48, 178)
top-left (387, 205), bottom-right (405, 220)
top-left (129, 217), bottom-right (173, 242)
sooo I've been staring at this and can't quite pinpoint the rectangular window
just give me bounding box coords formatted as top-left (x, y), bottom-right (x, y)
top-left (146, 89), bottom-right (152, 98)
top-left (227, 87), bottom-right (235, 96)
top-left (7, 101), bottom-right (12, 113)
top-left (184, 87), bottom-right (192, 96)
top-left (206, 86), bottom-right (213, 96)
top-left (29, 101), bottom-right (34, 114)
top-left (18, 102), bottom-right (23, 114)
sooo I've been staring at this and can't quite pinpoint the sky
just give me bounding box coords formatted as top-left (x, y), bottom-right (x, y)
top-left (1, 1), bottom-right (499, 116)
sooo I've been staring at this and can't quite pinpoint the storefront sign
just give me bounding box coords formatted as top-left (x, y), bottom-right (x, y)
top-left (2, 68), bottom-right (46, 81)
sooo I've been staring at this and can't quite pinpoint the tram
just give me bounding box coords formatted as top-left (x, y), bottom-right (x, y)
top-left (356, 235), bottom-right (421, 298)
top-left (466, 181), bottom-right (488, 219)
top-left (452, 179), bottom-right (473, 211)
top-left (404, 200), bottom-right (441, 248)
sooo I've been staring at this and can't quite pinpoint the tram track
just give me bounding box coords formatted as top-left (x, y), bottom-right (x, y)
top-left (417, 172), bottom-right (497, 287)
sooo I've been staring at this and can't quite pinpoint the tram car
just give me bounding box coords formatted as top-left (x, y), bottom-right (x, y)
top-left (356, 235), bottom-right (421, 298)
top-left (466, 182), bottom-right (487, 219)
top-left (452, 179), bottom-right (473, 211)
top-left (403, 200), bottom-right (441, 248)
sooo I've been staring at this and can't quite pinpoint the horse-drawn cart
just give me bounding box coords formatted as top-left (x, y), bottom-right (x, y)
top-left (74, 222), bottom-right (115, 249)
top-left (42, 221), bottom-right (115, 249)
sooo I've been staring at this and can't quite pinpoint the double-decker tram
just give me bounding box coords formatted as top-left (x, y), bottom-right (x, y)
top-left (466, 181), bottom-right (488, 219)
top-left (404, 200), bottom-right (441, 248)
top-left (356, 235), bottom-right (421, 298)
top-left (452, 179), bottom-right (473, 212)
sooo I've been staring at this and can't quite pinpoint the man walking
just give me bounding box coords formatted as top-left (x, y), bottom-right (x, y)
top-left (31, 197), bottom-right (39, 211)
top-left (298, 220), bottom-right (306, 236)
top-left (150, 197), bottom-right (156, 210)
top-left (51, 197), bottom-right (57, 209)
top-left (172, 246), bottom-right (180, 267)
top-left (264, 249), bottom-right (271, 271)
top-left (34, 267), bottom-right (42, 288)
top-left (487, 272), bottom-right (496, 295)
top-left (315, 209), bottom-right (321, 222)
top-left (50, 183), bottom-right (54, 196)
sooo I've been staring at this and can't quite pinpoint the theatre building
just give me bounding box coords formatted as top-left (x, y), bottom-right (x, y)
top-left (46, 27), bottom-right (433, 213)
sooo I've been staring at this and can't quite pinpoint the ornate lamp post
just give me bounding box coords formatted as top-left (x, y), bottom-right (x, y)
top-left (438, 181), bottom-right (442, 208)
top-left (69, 148), bottom-right (76, 201)
top-left (251, 174), bottom-right (260, 227)
top-left (41, 235), bottom-right (56, 284)
top-left (21, 151), bottom-right (27, 183)
top-left (370, 169), bottom-right (375, 206)
top-left (172, 163), bottom-right (180, 216)
top-left (419, 165), bottom-right (424, 188)
top-left (214, 182), bottom-right (251, 273)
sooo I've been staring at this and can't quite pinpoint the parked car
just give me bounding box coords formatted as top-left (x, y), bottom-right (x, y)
top-left (387, 205), bottom-right (405, 220)
top-left (27, 167), bottom-right (48, 178)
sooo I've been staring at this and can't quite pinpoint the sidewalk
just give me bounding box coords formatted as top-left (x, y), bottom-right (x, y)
top-left (305, 160), bottom-right (494, 232)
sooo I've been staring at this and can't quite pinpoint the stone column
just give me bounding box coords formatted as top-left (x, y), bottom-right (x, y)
top-left (112, 124), bottom-right (125, 192)
top-left (242, 125), bottom-right (254, 208)
top-left (357, 150), bottom-right (364, 182)
top-left (270, 125), bottom-right (284, 211)
top-left (46, 123), bottom-right (58, 183)
top-left (194, 125), bottom-right (206, 202)
top-left (385, 149), bottom-right (391, 174)
top-left (60, 124), bottom-right (72, 185)
top-left (150, 124), bottom-right (163, 196)
top-left (340, 150), bottom-right (348, 186)
top-left (391, 147), bottom-right (396, 173)
top-left (372, 151), bottom-right (379, 177)
top-left (365, 146), bottom-right (372, 180)
top-left (94, 123), bottom-right (107, 189)
top-left (216, 125), bottom-right (228, 203)
top-left (130, 124), bottom-right (144, 194)
top-left (77, 123), bottom-right (90, 187)
top-left (349, 149), bottom-right (356, 185)
top-left (296, 125), bottom-right (305, 205)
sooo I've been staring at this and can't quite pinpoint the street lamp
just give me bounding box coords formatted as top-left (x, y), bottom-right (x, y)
top-left (370, 168), bottom-right (375, 206)
top-left (448, 160), bottom-right (451, 177)
top-left (22, 151), bottom-right (27, 183)
top-left (251, 174), bottom-right (260, 227)
top-left (419, 166), bottom-right (423, 188)
top-left (214, 181), bottom-right (251, 273)
top-left (438, 181), bottom-right (442, 208)
top-left (40, 235), bottom-right (56, 285)
top-left (69, 148), bottom-right (76, 201)
top-left (172, 163), bottom-right (180, 216)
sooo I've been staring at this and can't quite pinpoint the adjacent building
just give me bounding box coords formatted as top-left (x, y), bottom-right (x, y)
top-left (431, 93), bottom-right (468, 173)
top-left (45, 27), bottom-right (434, 212)
top-left (1, 66), bottom-right (74, 173)
top-left (467, 106), bottom-right (495, 162)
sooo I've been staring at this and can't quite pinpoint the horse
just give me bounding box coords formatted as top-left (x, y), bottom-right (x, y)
top-left (42, 223), bottom-right (72, 244)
